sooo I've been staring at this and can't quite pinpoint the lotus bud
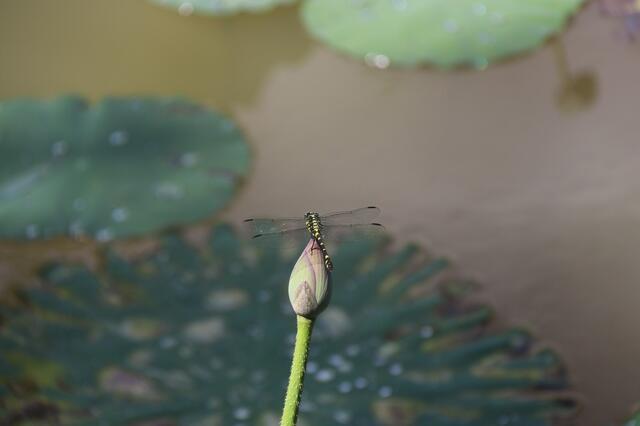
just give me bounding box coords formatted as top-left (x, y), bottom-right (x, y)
top-left (288, 239), bottom-right (332, 318)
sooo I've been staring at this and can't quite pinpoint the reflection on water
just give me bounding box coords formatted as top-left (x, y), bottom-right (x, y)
top-left (0, 0), bottom-right (313, 113)
top-left (551, 38), bottom-right (598, 112)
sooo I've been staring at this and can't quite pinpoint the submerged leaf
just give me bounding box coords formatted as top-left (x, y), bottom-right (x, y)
top-left (0, 224), bottom-right (575, 425)
top-left (624, 407), bottom-right (640, 426)
top-left (0, 96), bottom-right (250, 240)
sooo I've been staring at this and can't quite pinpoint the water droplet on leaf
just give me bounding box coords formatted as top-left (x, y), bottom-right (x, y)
top-left (96, 228), bottom-right (113, 242)
top-left (111, 207), bottom-right (129, 223)
top-left (25, 224), bottom-right (39, 239)
top-left (109, 130), bottom-right (129, 146)
top-left (51, 140), bottom-right (67, 158)
top-left (315, 369), bottom-right (335, 382)
top-left (378, 386), bottom-right (393, 398)
top-left (178, 2), bottom-right (194, 15)
top-left (233, 407), bottom-right (251, 421)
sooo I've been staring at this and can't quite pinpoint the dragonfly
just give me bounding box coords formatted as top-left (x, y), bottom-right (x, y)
top-left (243, 206), bottom-right (384, 271)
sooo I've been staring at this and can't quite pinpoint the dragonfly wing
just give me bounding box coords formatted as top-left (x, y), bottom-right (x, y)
top-left (321, 206), bottom-right (381, 226)
top-left (243, 217), bottom-right (307, 235)
top-left (322, 223), bottom-right (386, 245)
top-left (248, 227), bottom-right (310, 249)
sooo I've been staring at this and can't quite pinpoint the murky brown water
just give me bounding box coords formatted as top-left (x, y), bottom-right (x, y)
top-left (2, 1), bottom-right (640, 424)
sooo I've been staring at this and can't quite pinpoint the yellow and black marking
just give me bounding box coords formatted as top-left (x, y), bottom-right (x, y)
top-left (304, 211), bottom-right (333, 271)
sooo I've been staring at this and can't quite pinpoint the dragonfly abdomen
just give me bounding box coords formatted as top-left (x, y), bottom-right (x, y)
top-left (306, 212), bottom-right (334, 271)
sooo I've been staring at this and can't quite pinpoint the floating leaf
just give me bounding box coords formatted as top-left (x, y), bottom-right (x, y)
top-left (301, 0), bottom-right (585, 69)
top-left (0, 224), bottom-right (575, 425)
top-left (0, 96), bottom-right (250, 241)
top-left (624, 408), bottom-right (640, 426)
top-left (150, 0), bottom-right (297, 16)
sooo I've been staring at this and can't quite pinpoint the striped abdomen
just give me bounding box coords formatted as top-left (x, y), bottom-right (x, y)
top-left (306, 213), bottom-right (334, 271)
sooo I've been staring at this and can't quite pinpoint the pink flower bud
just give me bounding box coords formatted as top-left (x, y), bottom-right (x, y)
top-left (288, 239), bottom-right (332, 318)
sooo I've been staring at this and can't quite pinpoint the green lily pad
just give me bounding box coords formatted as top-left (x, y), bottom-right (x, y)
top-left (301, 0), bottom-right (585, 69)
top-left (0, 96), bottom-right (250, 241)
top-left (0, 224), bottom-right (575, 425)
top-left (625, 409), bottom-right (640, 426)
top-left (150, 0), bottom-right (296, 16)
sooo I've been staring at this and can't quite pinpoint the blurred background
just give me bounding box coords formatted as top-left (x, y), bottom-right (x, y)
top-left (1, 1), bottom-right (640, 425)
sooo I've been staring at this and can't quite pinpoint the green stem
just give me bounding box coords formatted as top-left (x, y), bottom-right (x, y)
top-left (281, 315), bottom-right (314, 426)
